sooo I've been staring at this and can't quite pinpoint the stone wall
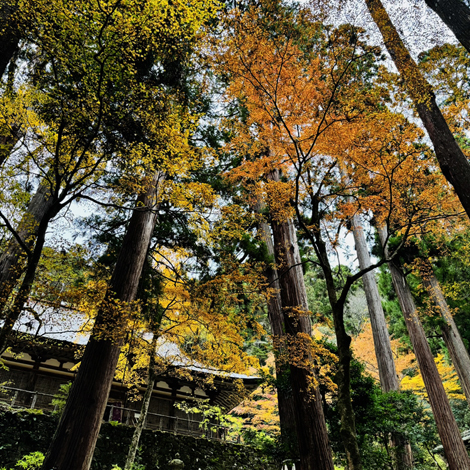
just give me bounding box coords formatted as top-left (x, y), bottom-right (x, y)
top-left (0, 409), bottom-right (278, 470)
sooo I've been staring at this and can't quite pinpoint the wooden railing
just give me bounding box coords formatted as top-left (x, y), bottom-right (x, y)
top-left (0, 386), bottom-right (242, 443)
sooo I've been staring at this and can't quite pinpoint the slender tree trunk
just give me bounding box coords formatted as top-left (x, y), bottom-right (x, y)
top-left (364, 0), bottom-right (470, 219)
top-left (424, 0), bottom-right (470, 54)
top-left (124, 336), bottom-right (157, 470)
top-left (0, 181), bottom-right (57, 310)
top-left (352, 215), bottom-right (399, 392)
top-left (0, 1), bottom-right (20, 78)
top-left (378, 226), bottom-right (470, 470)
top-left (419, 263), bottom-right (470, 406)
top-left (331, 304), bottom-right (362, 470)
top-left (270, 215), bottom-right (335, 470)
top-left (312, 228), bottom-right (362, 470)
top-left (258, 217), bottom-right (300, 463)
top-left (0, 205), bottom-right (51, 354)
top-left (352, 216), bottom-right (413, 470)
top-left (124, 286), bottom-right (165, 470)
top-left (0, 123), bottom-right (21, 167)
top-left (41, 172), bottom-right (164, 470)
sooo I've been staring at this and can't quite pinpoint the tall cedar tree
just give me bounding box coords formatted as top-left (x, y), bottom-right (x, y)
top-left (258, 211), bottom-right (301, 461)
top-left (421, 266), bottom-right (470, 406)
top-left (218, 5), bottom-right (402, 467)
top-left (404, 242), bottom-right (470, 407)
top-left (423, 0), bottom-right (470, 54)
top-left (378, 225), bottom-right (470, 470)
top-left (350, 216), bottom-right (413, 469)
top-left (0, 1), bottom-right (22, 164)
top-left (0, 1), bottom-right (20, 77)
top-left (269, 195), bottom-right (335, 470)
top-left (364, 0), bottom-right (470, 219)
top-left (42, 171), bottom-right (164, 469)
top-left (351, 216), bottom-right (399, 393)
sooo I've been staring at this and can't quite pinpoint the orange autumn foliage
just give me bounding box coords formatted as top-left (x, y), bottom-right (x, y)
top-left (215, 3), bottom-right (463, 244)
top-left (352, 321), bottom-right (465, 401)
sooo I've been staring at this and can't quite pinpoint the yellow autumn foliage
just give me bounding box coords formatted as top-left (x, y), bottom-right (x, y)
top-left (353, 322), bottom-right (465, 401)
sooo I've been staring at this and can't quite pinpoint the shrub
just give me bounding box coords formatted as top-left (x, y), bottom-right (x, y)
top-left (15, 452), bottom-right (45, 470)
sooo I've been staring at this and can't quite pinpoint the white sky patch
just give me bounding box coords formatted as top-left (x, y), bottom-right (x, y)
top-left (309, 0), bottom-right (457, 58)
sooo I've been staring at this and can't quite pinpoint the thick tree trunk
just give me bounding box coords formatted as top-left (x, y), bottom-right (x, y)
top-left (41, 172), bottom-right (164, 470)
top-left (0, 1), bottom-right (20, 78)
top-left (424, 0), bottom-right (470, 54)
top-left (420, 264), bottom-right (470, 406)
top-left (378, 226), bottom-right (470, 470)
top-left (270, 215), bottom-right (334, 470)
top-left (352, 217), bottom-right (413, 470)
top-left (364, 0), bottom-right (470, 220)
top-left (0, 182), bottom-right (57, 311)
top-left (259, 218), bottom-right (300, 462)
top-left (124, 336), bottom-right (157, 470)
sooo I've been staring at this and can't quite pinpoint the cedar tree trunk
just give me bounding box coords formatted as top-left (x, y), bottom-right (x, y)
top-left (378, 226), bottom-right (470, 470)
top-left (352, 215), bottom-right (399, 392)
top-left (0, 181), bottom-right (58, 310)
top-left (420, 263), bottom-right (470, 406)
top-left (270, 216), bottom-right (334, 470)
top-left (0, 1), bottom-right (20, 78)
top-left (41, 172), bottom-right (164, 470)
top-left (259, 217), bottom-right (300, 462)
top-left (424, 0), bottom-right (470, 54)
top-left (0, 203), bottom-right (51, 354)
top-left (352, 217), bottom-right (414, 469)
top-left (364, 0), bottom-right (470, 219)
top-left (0, 123), bottom-right (21, 167)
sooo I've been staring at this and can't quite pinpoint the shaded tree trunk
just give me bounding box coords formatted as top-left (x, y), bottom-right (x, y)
top-left (424, 0), bottom-right (470, 54)
top-left (0, 201), bottom-right (52, 354)
top-left (41, 172), bottom-right (164, 470)
top-left (352, 216), bottom-right (413, 470)
top-left (270, 215), bottom-right (334, 470)
top-left (124, 336), bottom-right (157, 470)
top-left (419, 263), bottom-right (470, 406)
top-left (364, 0), bottom-right (470, 219)
top-left (313, 230), bottom-right (362, 470)
top-left (0, 1), bottom-right (21, 78)
top-left (0, 181), bottom-right (58, 312)
top-left (0, 123), bottom-right (21, 167)
top-left (258, 216), bottom-right (300, 462)
top-left (378, 226), bottom-right (470, 470)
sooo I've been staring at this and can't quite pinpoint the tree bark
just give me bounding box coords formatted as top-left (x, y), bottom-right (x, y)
top-left (258, 217), bottom-right (300, 463)
top-left (0, 182), bottom-right (59, 310)
top-left (270, 215), bottom-right (335, 470)
top-left (0, 123), bottom-right (21, 168)
top-left (364, 0), bottom-right (470, 220)
top-left (0, 202), bottom-right (51, 354)
top-left (419, 263), bottom-right (470, 407)
top-left (352, 217), bottom-right (414, 470)
top-left (0, 1), bottom-right (20, 78)
top-left (352, 215), bottom-right (399, 393)
top-left (378, 226), bottom-right (470, 470)
top-left (41, 172), bottom-right (164, 470)
top-left (313, 230), bottom-right (362, 470)
top-left (124, 336), bottom-right (157, 470)
top-left (424, 0), bottom-right (470, 54)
